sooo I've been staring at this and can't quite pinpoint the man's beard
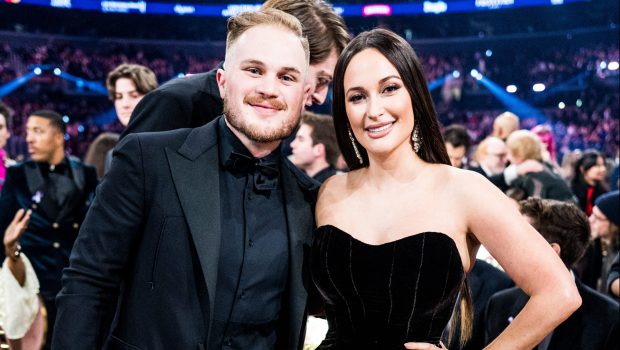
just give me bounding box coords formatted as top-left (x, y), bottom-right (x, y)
top-left (223, 96), bottom-right (300, 143)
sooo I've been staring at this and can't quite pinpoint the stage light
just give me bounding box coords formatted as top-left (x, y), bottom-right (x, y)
top-left (599, 61), bottom-right (607, 69)
top-left (506, 85), bottom-right (517, 93)
top-left (63, 115), bottom-right (70, 123)
top-left (470, 69), bottom-right (479, 77)
top-left (78, 125), bottom-right (85, 133)
top-left (485, 50), bottom-right (493, 57)
top-left (558, 102), bottom-right (565, 109)
top-left (608, 61), bottom-right (619, 71)
top-left (532, 83), bottom-right (545, 92)
top-left (54, 68), bottom-right (62, 76)
top-left (452, 70), bottom-right (460, 78)
top-left (33, 67), bottom-right (42, 75)
top-left (177, 73), bottom-right (185, 78)
top-left (576, 99), bottom-right (582, 107)
top-left (76, 79), bottom-right (84, 88)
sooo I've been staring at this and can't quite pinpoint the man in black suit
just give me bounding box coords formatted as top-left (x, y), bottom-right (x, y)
top-left (0, 110), bottom-right (98, 349)
top-left (121, 0), bottom-right (349, 138)
top-left (484, 198), bottom-right (619, 350)
top-left (53, 9), bottom-right (319, 350)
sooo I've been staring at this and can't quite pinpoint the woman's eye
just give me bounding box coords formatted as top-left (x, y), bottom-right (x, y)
top-left (383, 85), bottom-right (400, 93)
top-left (348, 94), bottom-right (364, 103)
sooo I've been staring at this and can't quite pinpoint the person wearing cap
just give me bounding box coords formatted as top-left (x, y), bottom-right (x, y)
top-left (577, 190), bottom-right (620, 293)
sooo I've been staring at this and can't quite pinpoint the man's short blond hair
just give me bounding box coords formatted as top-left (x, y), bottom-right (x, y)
top-left (225, 8), bottom-right (310, 66)
top-left (506, 130), bottom-right (543, 162)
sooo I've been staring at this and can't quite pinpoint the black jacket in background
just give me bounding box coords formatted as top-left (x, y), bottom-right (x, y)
top-left (484, 278), bottom-right (619, 350)
top-left (121, 64), bottom-right (223, 138)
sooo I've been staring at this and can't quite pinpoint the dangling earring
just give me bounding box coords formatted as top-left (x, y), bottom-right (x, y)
top-left (348, 127), bottom-right (363, 164)
top-left (412, 125), bottom-right (421, 154)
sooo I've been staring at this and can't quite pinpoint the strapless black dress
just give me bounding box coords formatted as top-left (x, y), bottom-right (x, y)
top-left (310, 225), bottom-right (465, 349)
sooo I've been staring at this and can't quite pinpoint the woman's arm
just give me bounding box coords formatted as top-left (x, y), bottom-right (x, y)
top-left (461, 172), bottom-right (581, 349)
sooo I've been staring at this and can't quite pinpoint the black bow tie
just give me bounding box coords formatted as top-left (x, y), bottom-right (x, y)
top-left (225, 152), bottom-right (279, 191)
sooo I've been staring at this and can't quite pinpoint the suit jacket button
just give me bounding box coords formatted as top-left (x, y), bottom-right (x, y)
top-left (52, 222), bottom-right (60, 229)
top-left (73, 223), bottom-right (79, 229)
top-left (52, 242), bottom-right (61, 249)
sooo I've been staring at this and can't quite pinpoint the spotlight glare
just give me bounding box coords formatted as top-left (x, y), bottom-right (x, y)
top-left (532, 83), bottom-right (546, 92)
top-left (485, 49), bottom-right (493, 57)
top-left (177, 73), bottom-right (185, 78)
top-left (608, 61), bottom-right (619, 71)
top-left (62, 115), bottom-right (70, 123)
top-left (53, 68), bottom-right (61, 76)
top-left (576, 99), bottom-right (583, 107)
top-left (558, 102), bottom-right (565, 109)
top-left (33, 67), bottom-right (42, 75)
top-left (599, 61), bottom-right (607, 69)
top-left (506, 85), bottom-right (517, 93)
top-left (452, 70), bottom-right (460, 78)
top-left (470, 69), bottom-right (478, 77)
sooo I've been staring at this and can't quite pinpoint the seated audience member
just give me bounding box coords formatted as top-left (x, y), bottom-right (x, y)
top-left (0, 103), bottom-right (16, 194)
top-left (289, 111), bottom-right (340, 183)
top-left (577, 190), bottom-right (620, 292)
top-left (608, 253), bottom-right (619, 300)
top-left (470, 136), bottom-right (508, 177)
top-left (492, 111), bottom-right (520, 141)
top-left (443, 124), bottom-right (471, 169)
top-left (571, 150), bottom-right (609, 215)
top-left (505, 130), bottom-right (575, 202)
top-left (485, 198), bottom-right (619, 350)
top-left (84, 132), bottom-right (120, 179)
top-left (607, 254), bottom-right (620, 300)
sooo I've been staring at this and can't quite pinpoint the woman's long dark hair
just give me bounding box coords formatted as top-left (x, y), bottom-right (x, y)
top-left (331, 28), bottom-right (472, 345)
top-left (572, 150), bottom-right (607, 188)
top-left (331, 28), bottom-right (450, 170)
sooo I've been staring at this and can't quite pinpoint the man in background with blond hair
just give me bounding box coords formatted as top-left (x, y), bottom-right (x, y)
top-left (53, 9), bottom-right (318, 350)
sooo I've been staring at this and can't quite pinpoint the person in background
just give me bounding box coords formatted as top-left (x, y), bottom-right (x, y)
top-left (290, 111), bottom-right (340, 183)
top-left (492, 111), bottom-right (519, 141)
top-left (105, 63), bottom-right (158, 128)
top-left (83, 132), bottom-right (120, 179)
top-left (0, 110), bottom-right (98, 349)
top-left (443, 124), bottom-right (471, 169)
top-left (0, 103), bottom-right (16, 194)
top-left (485, 198), bottom-right (618, 350)
top-left (607, 253), bottom-right (619, 299)
top-left (577, 190), bottom-right (620, 293)
top-left (470, 136), bottom-right (507, 177)
top-left (571, 150), bottom-right (609, 216)
top-left (505, 130), bottom-right (575, 202)
top-left (121, 0), bottom-right (350, 138)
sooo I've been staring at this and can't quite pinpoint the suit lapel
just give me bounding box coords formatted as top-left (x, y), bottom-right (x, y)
top-left (280, 161), bottom-right (316, 349)
top-left (24, 161), bottom-right (45, 198)
top-left (166, 123), bottom-right (221, 335)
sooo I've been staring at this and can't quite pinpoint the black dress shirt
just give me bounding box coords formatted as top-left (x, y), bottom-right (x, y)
top-left (209, 118), bottom-right (290, 349)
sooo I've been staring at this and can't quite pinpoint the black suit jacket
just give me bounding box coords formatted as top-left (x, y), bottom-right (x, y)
top-left (0, 157), bottom-right (97, 297)
top-left (52, 118), bottom-right (319, 350)
top-left (484, 278), bottom-right (619, 350)
top-left (121, 64), bottom-right (223, 138)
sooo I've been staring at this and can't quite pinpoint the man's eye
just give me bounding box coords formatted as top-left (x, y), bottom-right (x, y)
top-left (247, 67), bottom-right (260, 74)
top-left (281, 75), bottom-right (296, 82)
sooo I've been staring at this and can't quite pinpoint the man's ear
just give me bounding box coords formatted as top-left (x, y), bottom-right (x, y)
top-left (550, 242), bottom-right (562, 257)
top-left (313, 143), bottom-right (326, 158)
top-left (216, 68), bottom-right (226, 99)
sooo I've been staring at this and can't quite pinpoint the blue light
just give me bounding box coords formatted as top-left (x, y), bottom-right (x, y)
top-left (76, 79), bottom-right (84, 88)
top-left (54, 68), bottom-right (62, 76)
top-left (64, 134), bottom-right (70, 141)
top-left (452, 70), bottom-right (461, 78)
top-left (485, 49), bottom-right (493, 57)
top-left (62, 115), bottom-right (70, 123)
top-left (78, 125), bottom-right (85, 133)
top-left (33, 67), bottom-right (42, 75)
top-left (177, 73), bottom-right (185, 78)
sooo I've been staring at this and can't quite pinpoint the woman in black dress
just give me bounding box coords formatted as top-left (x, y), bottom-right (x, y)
top-left (311, 28), bottom-right (581, 349)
